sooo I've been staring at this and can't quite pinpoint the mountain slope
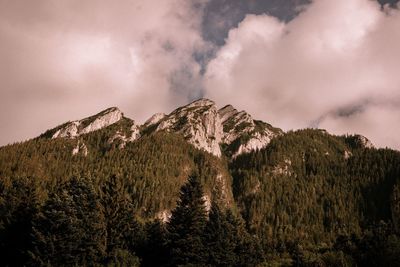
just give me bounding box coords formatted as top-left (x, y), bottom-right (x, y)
top-left (1, 98), bottom-right (399, 244)
top-left (230, 129), bottom-right (400, 241)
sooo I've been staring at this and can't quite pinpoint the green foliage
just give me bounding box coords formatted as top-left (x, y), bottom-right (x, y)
top-left (204, 204), bottom-right (264, 267)
top-left (1, 125), bottom-right (400, 266)
top-left (30, 176), bottom-right (105, 266)
top-left (166, 175), bottom-right (208, 266)
top-left (204, 204), bottom-right (238, 266)
top-left (230, 129), bottom-right (400, 246)
top-left (99, 175), bottom-right (140, 264)
top-left (0, 127), bottom-right (235, 219)
top-left (333, 222), bottom-right (400, 267)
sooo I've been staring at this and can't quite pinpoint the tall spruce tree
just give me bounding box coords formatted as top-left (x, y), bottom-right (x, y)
top-left (204, 203), bottom-right (237, 266)
top-left (138, 219), bottom-right (168, 267)
top-left (225, 210), bottom-right (264, 267)
top-left (99, 174), bottom-right (139, 265)
top-left (166, 174), bottom-right (208, 266)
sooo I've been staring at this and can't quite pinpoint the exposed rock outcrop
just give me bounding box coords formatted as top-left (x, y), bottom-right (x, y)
top-left (218, 104), bottom-right (283, 157)
top-left (156, 99), bottom-right (223, 157)
top-left (46, 99), bottom-right (283, 158)
top-left (108, 123), bottom-right (141, 148)
top-left (144, 113), bottom-right (166, 127)
top-left (354, 134), bottom-right (374, 149)
top-left (51, 107), bottom-right (123, 138)
top-left (72, 140), bottom-right (88, 156)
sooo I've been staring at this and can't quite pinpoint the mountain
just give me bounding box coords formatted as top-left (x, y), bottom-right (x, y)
top-left (40, 98), bottom-right (282, 158)
top-left (43, 107), bottom-right (125, 138)
top-left (1, 98), bottom-right (399, 266)
top-left (218, 104), bottom-right (282, 157)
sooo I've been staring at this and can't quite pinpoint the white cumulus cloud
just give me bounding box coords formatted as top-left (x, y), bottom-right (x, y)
top-left (204, 0), bottom-right (400, 149)
top-left (0, 0), bottom-right (210, 145)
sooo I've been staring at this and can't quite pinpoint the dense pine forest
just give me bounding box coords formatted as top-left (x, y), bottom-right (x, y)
top-left (1, 126), bottom-right (400, 266)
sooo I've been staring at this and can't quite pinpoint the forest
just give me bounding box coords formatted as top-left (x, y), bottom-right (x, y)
top-left (1, 127), bottom-right (400, 266)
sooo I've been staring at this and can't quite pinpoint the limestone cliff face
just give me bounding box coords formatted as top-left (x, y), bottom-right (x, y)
top-left (144, 99), bottom-right (282, 157)
top-left (218, 105), bottom-right (283, 157)
top-left (46, 99), bottom-right (283, 158)
top-left (51, 107), bottom-right (124, 138)
top-left (156, 99), bottom-right (223, 157)
top-left (144, 113), bottom-right (166, 128)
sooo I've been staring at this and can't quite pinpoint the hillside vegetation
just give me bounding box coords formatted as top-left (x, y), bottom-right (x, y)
top-left (1, 119), bottom-right (399, 266)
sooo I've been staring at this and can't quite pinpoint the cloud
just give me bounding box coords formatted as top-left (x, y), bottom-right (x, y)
top-left (204, 0), bottom-right (400, 149)
top-left (1, 0), bottom-right (399, 151)
top-left (201, 0), bottom-right (310, 45)
top-left (0, 0), bottom-right (212, 145)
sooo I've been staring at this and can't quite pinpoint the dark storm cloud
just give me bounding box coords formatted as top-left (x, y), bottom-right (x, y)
top-left (378, 0), bottom-right (400, 7)
top-left (202, 0), bottom-right (310, 45)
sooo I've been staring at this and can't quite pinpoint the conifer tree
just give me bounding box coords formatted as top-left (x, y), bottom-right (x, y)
top-left (31, 177), bottom-right (105, 266)
top-left (0, 178), bottom-right (39, 267)
top-left (204, 203), bottom-right (237, 266)
top-left (225, 210), bottom-right (264, 267)
top-left (139, 219), bottom-right (168, 267)
top-left (99, 174), bottom-right (139, 265)
top-left (166, 174), bottom-right (208, 266)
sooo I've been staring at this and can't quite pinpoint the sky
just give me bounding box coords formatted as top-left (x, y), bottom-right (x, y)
top-left (0, 0), bottom-right (399, 150)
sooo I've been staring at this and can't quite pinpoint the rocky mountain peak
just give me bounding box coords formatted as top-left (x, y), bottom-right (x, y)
top-left (142, 99), bottom-right (282, 157)
top-left (156, 98), bottom-right (223, 157)
top-left (144, 113), bottom-right (166, 127)
top-left (49, 107), bottom-right (124, 139)
top-left (43, 99), bottom-right (283, 158)
top-left (217, 104), bottom-right (283, 157)
top-left (79, 107), bottom-right (123, 135)
top-left (185, 98), bottom-right (215, 108)
top-left (218, 105), bottom-right (237, 123)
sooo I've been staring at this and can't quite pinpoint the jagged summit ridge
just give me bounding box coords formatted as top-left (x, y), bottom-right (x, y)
top-left (148, 98), bottom-right (282, 157)
top-left (156, 99), bottom-right (223, 157)
top-left (218, 105), bottom-right (238, 123)
top-left (218, 104), bottom-right (283, 157)
top-left (144, 113), bottom-right (166, 127)
top-left (44, 98), bottom-right (283, 157)
top-left (48, 107), bottom-right (125, 139)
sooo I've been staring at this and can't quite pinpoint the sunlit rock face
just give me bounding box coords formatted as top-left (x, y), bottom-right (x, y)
top-left (108, 123), bottom-right (141, 149)
top-left (144, 113), bottom-right (166, 128)
top-left (156, 99), bottom-right (223, 157)
top-left (47, 99), bottom-right (283, 158)
top-left (51, 107), bottom-right (123, 138)
top-left (218, 104), bottom-right (283, 157)
top-left (142, 98), bottom-right (283, 157)
top-left (72, 140), bottom-right (88, 156)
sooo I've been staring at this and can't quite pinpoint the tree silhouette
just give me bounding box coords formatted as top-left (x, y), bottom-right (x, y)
top-left (31, 177), bottom-right (105, 266)
top-left (166, 175), bottom-right (208, 266)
